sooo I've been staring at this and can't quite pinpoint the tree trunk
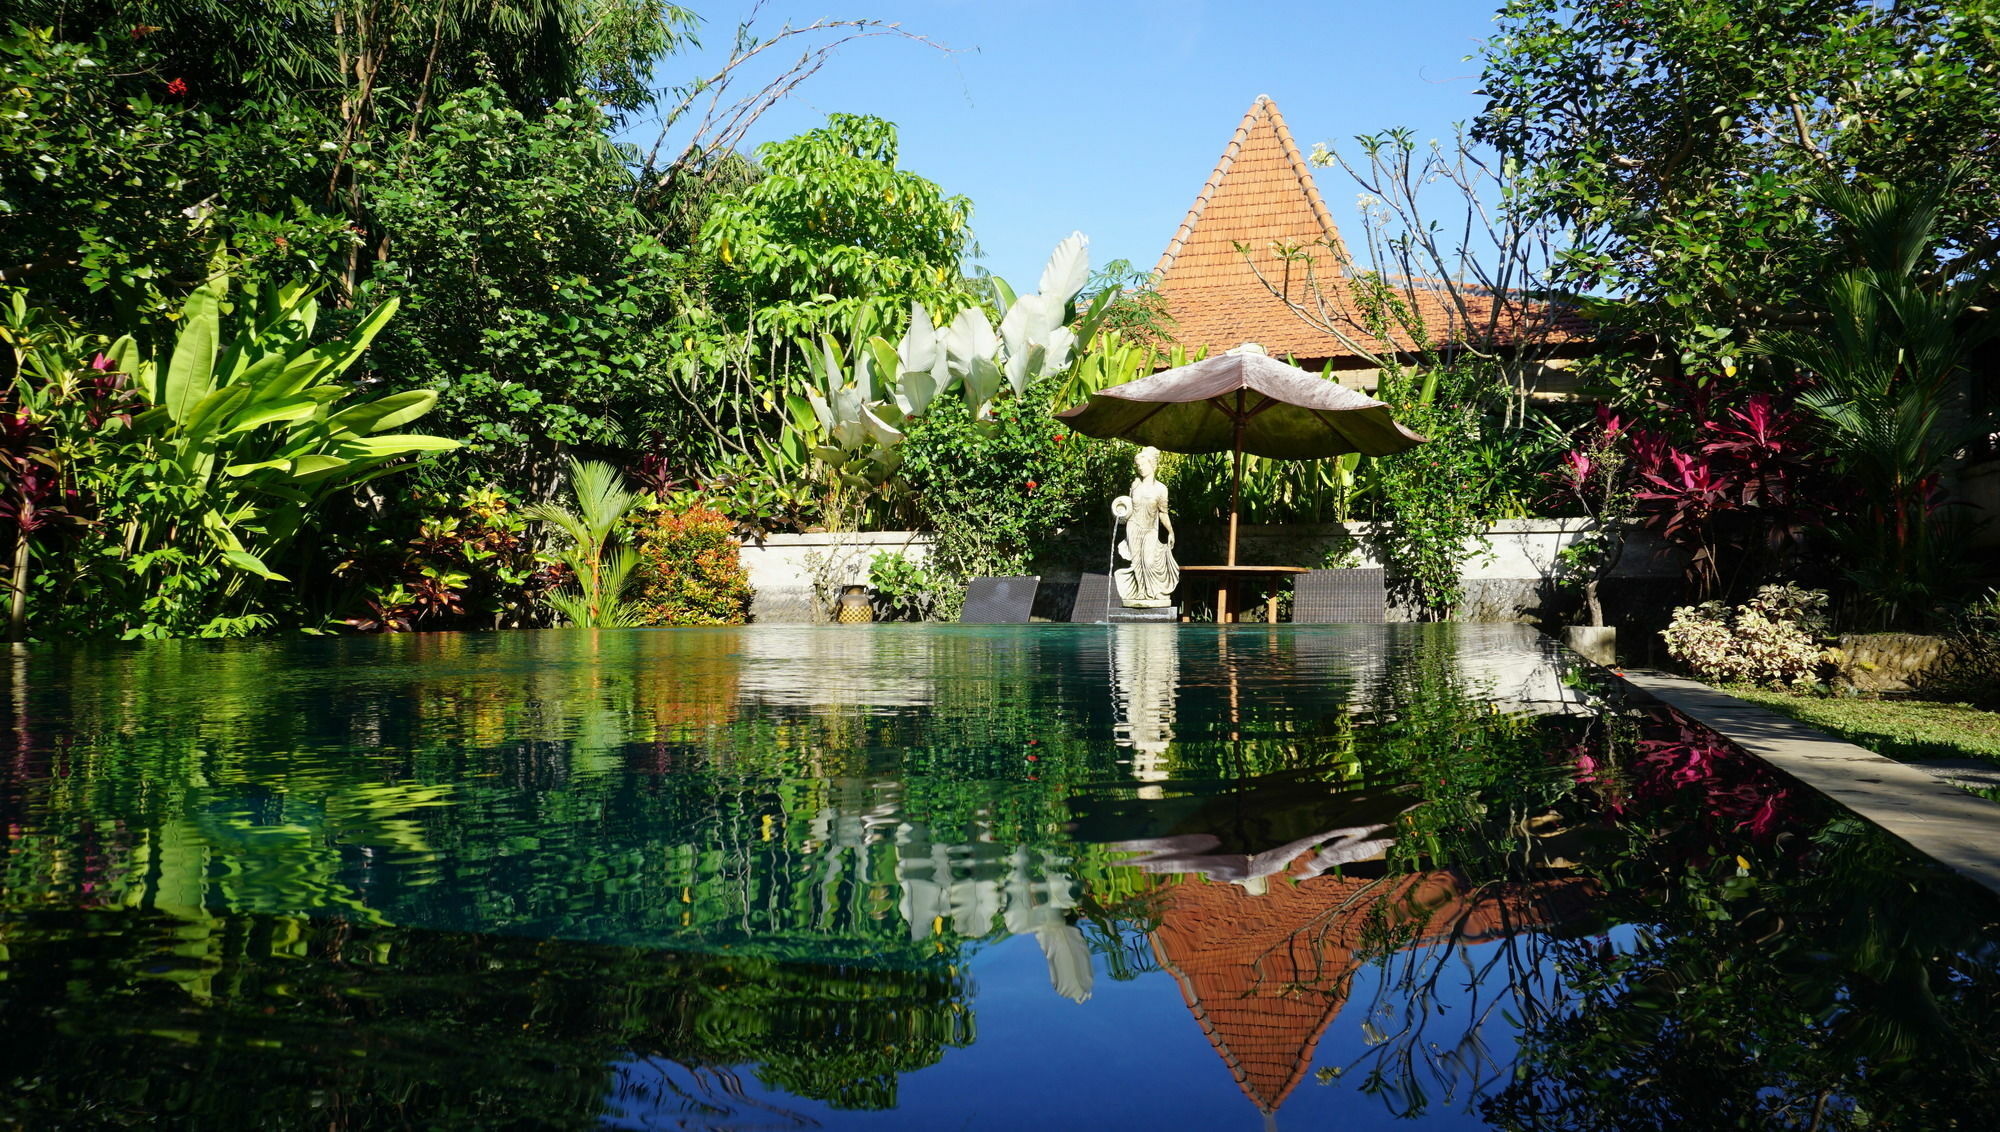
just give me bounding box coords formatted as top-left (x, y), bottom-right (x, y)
top-left (9, 524), bottom-right (29, 643)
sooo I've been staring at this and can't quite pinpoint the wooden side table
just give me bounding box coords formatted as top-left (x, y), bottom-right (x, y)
top-left (1176, 565), bottom-right (1311, 623)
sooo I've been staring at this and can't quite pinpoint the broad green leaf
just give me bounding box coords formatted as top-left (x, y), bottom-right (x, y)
top-left (225, 395), bottom-right (324, 435)
top-left (325, 390), bottom-right (438, 436)
top-left (105, 334), bottom-right (142, 376)
top-left (288, 454), bottom-right (352, 481)
top-left (333, 434), bottom-right (460, 458)
top-left (182, 384), bottom-right (250, 443)
top-left (220, 547), bottom-right (288, 581)
top-left (224, 458), bottom-right (292, 477)
top-left (161, 275), bottom-right (225, 422)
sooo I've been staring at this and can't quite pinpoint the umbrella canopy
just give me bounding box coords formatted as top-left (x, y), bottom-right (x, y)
top-left (1056, 348), bottom-right (1425, 459)
top-left (1056, 346), bottom-right (1426, 564)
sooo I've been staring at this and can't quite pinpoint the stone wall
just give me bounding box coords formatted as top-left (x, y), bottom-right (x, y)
top-left (1835, 633), bottom-right (1953, 693)
top-left (739, 531), bottom-right (932, 623)
top-left (739, 519), bottom-right (1686, 624)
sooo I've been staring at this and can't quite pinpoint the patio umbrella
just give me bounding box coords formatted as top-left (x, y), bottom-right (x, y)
top-left (1054, 345), bottom-right (1426, 564)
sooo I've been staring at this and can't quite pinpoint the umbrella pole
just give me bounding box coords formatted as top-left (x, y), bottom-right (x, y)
top-left (1227, 412), bottom-right (1245, 567)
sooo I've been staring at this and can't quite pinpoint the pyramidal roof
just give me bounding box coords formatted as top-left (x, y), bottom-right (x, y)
top-left (1144, 860), bottom-right (1603, 1118)
top-left (1153, 95), bottom-right (1593, 365)
top-left (1153, 95), bottom-right (1352, 364)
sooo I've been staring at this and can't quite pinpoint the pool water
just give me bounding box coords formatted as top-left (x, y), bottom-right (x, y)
top-left (4, 624), bottom-right (2000, 1129)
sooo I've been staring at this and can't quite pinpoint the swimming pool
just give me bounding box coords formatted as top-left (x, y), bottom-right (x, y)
top-left (4, 624), bottom-right (1998, 1128)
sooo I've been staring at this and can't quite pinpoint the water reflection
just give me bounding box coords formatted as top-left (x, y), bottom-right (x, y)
top-left (5, 626), bottom-right (2000, 1128)
top-left (1111, 624), bottom-right (1179, 786)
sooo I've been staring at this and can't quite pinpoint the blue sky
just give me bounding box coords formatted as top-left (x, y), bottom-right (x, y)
top-left (652, 0), bottom-right (1510, 285)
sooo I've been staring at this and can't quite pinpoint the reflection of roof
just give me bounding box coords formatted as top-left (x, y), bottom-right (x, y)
top-left (1147, 857), bottom-right (1594, 1115)
top-left (1154, 95), bottom-right (1592, 365)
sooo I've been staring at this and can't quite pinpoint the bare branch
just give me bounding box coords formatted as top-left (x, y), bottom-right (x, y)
top-left (634, 11), bottom-right (953, 200)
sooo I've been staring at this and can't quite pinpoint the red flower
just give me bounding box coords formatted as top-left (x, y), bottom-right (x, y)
top-left (165, 77), bottom-right (188, 96)
top-left (273, 235), bottom-right (288, 248)
top-left (1024, 479), bottom-right (1038, 492)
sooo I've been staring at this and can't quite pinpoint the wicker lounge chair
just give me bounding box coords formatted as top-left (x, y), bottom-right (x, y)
top-left (1291, 568), bottom-right (1387, 624)
top-left (1068, 573), bottom-right (1113, 623)
top-left (960, 575), bottom-right (1040, 624)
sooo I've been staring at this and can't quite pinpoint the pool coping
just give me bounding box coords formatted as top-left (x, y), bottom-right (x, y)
top-left (1621, 669), bottom-right (2000, 900)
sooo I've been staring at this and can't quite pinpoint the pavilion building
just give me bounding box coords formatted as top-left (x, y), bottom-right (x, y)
top-left (1152, 95), bottom-right (1596, 393)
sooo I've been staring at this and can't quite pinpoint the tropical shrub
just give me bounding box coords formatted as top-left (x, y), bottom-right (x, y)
top-left (628, 503), bottom-right (752, 626)
top-left (1477, 0), bottom-right (2000, 359)
top-left (1663, 584), bottom-right (1832, 687)
top-left (4, 273), bottom-right (457, 639)
top-left (795, 233), bottom-right (1117, 520)
top-left (529, 458), bottom-right (645, 628)
top-left (901, 387), bottom-right (1125, 614)
top-left (1360, 363), bottom-right (1512, 621)
top-left (1929, 589), bottom-right (2000, 707)
top-left (1548, 406), bottom-right (1636, 627)
top-left (1758, 176), bottom-right (1996, 626)
top-left (336, 488), bottom-right (558, 633)
top-left (868, 550), bottom-right (944, 622)
top-left (1561, 375), bottom-right (1839, 605)
top-left (698, 113), bottom-right (975, 331)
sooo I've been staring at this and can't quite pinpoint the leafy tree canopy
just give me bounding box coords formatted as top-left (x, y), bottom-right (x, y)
top-left (1477, 0), bottom-right (2000, 349)
top-left (699, 113), bottom-right (975, 335)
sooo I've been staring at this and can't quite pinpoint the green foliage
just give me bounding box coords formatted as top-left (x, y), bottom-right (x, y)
top-left (362, 85), bottom-right (677, 479)
top-left (527, 457), bottom-right (645, 627)
top-left (1478, 0), bottom-right (2000, 355)
top-left (1363, 363), bottom-right (1507, 620)
top-left (867, 550), bottom-right (945, 622)
top-left (699, 113), bottom-right (974, 331)
top-left (627, 502), bottom-right (752, 625)
top-left (796, 232), bottom-right (1110, 520)
top-left (0, 26), bottom-right (352, 322)
top-left (901, 388), bottom-right (1124, 612)
top-left (1759, 176), bottom-right (1997, 625)
top-left (5, 273), bottom-right (456, 639)
top-left (334, 487), bottom-right (556, 632)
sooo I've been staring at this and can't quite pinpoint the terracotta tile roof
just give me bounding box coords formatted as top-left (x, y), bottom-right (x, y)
top-left (1146, 857), bottom-right (1596, 1115)
top-left (1154, 96), bottom-right (1593, 364)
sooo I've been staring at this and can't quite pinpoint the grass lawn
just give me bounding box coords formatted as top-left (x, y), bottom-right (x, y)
top-left (1721, 685), bottom-right (2000, 766)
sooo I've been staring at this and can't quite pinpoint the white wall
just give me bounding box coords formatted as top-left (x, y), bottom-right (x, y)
top-left (738, 519), bottom-right (1681, 622)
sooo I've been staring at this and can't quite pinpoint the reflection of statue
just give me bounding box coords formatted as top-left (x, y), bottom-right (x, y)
top-left (1112, 624), bottom-right (1178, 795)
top-left (1112, 446), bottom-right (1178, 607)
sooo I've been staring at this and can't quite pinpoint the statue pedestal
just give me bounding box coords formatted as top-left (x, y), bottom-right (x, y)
top-left (1109, 604), bottom-right (1179, 624)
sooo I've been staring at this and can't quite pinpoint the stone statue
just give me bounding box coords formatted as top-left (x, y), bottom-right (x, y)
top-left (1112, 446), bottom-right (1179, 607)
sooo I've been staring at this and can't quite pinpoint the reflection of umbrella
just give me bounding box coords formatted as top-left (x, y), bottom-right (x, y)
top-left (1055, 344), bottom-right (1426, 564)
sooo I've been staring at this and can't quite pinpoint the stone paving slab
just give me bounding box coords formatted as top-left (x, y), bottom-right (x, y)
top-left (1623, 670), bottom-right (2000, 900)
top-left (1907, 759), bottom-right (2000, 793)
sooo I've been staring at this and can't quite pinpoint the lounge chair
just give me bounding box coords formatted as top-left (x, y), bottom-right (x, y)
top-left (1291, 568), bottom-right (1387, 624)
top-left (1068, 572), bottom-right (1113, 623)
top-left (960, 575), bottom-right (1040, 624)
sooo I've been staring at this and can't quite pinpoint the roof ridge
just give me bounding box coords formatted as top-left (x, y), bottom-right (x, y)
top-left (1153, 95), bottom-right (1344, 279)
top-left (1260, 98), bottom-right (1346, 263)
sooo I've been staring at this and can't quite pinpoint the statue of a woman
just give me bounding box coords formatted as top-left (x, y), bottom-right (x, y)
top-left (1112, 446), bottom-right (1179, 607)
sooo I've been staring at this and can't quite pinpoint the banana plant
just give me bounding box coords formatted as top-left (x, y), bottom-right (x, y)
top-left (112, 271), bottom-right (458, 624)
top-left (797, 232), bottom-right (1121, 504)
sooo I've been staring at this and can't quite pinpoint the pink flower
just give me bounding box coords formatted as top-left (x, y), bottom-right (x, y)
top-left (91, 353), bottom-right (113, 371)
top-left (1561, 449), bottom-right (1593, 485)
